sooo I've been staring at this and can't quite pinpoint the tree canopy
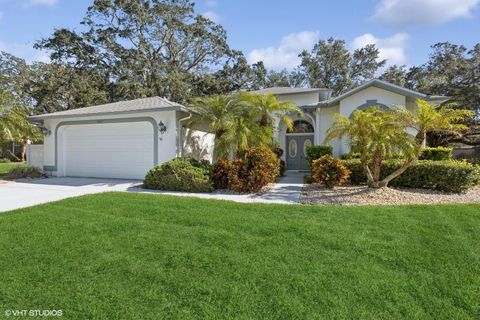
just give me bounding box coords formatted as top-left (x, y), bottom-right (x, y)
top-left (0, 0), bottom-right (478, 147)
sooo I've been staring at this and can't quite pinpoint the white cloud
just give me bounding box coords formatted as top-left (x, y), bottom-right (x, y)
top-left (202, 10), bottom-right (220, 23)
top-left (352, 32), bottom-right (409, 66)
top-left (0, 41), bottom-right (50, 63)
top-left (205, 0), bottom-right (217, 8)
top-left (32, 50), bottom-right (50, 63)
top-left (247, 31), bottom-right (320, 70)
top-left (372, 0), bottom-right (480, 27)
top-left (28, 0), bottom-right (57, 6)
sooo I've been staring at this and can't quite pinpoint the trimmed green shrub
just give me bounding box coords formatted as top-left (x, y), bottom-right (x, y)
top-left (5, 166), bottom-right (45, 179)
top-left (419, 147), bottom-right (453, 161)
top-left (344, 159), bottom-right (478, 193)
top-left (340, 152), bottom-right (361, 160)
top-left (311, 155), bottom-right (351, 188)
top-left (211, 147), bottom-right (280, 193)
top-left (306, 145), bottom-right (333, 166)
top-left (144, 157), bottom-right (213, 192)
top-left (341, 152), bottom-right (405, 160)
top-left (471, 163), bottom-right (480, 186)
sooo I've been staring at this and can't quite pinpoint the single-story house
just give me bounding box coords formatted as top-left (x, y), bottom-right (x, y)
top-left (28, 79), bottom-right (448, 178)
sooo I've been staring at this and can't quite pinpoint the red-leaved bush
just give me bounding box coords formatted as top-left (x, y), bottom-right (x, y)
top-left (210, 159), bottom-right (231, 189)
top-left (311, 155), bottom-right (351, 188)
top-left (211, 147), bottom-right (280, 193)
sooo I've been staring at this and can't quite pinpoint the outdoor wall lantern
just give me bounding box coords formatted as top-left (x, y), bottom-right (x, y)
top-left (158, 121), bottom-right (167, 134)
top-left (39, 126), bottom-right (51, 136)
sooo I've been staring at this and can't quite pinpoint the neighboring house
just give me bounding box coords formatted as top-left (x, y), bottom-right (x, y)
top-left (0, 141), bottom-right (21, 160)
top-left (28, 97), bottom-right (214, 179)
top-left (254, 79), bottom-right (448, 170)
top-left (28, 79), bottom-right (448, 179)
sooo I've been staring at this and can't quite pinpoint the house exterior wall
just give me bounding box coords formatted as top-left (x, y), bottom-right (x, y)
top-left (318, 105), bottom-right (341, 156)
top-left (181, 128), bottom-right (214, 162)
top-left (26, 144), bottom-right (44, 169)
top-left (41, 110), bottom-right (178, 176)
top-left (334, 87), bottom-right (407, 156)
top-left (276, 86), bottom-right (418, 160)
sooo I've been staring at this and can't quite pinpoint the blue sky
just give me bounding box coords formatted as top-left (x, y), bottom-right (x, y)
top-left (0, 0), bottom-right (479, 70)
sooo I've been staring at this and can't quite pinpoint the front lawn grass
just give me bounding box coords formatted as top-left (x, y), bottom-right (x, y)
top-left (0, 162), bottom-right (25, 178)
top-left (0, 193), bottom-right (479, 319)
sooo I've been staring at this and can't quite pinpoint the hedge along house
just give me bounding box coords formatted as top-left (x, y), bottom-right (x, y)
top-left (28, 97), bottom-right (214, 179)
top-left (253, 79), bottom-right (449, 171)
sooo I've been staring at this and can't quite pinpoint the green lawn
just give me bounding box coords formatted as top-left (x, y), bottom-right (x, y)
top-left (0, 162), bottom-right (25, 177)
top-left (0, 193), bottom-right (479, 319)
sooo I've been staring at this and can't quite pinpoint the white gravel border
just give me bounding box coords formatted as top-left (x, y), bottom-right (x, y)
top-left (300, 184), bottom-right (480, 206)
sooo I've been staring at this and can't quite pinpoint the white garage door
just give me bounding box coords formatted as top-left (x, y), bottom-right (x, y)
top-left (62, 122), bottom-right (155, 179)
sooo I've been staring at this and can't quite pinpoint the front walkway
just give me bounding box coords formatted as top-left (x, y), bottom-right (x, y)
top-left (0, 172), bottom-right (305, 212)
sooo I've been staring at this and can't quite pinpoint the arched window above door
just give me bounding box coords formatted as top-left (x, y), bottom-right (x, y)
top-left (287, 120), bottom-right (314, 133)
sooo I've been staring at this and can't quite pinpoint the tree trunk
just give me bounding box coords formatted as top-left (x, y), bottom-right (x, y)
top-left (362, 161), bottom-right (377, 188)
top-left (19, 141), bottom-right (27, 162)
top-left (378, 159), bottom-right (415, 188)
top-left (371, 153), bottom-right (382, 182)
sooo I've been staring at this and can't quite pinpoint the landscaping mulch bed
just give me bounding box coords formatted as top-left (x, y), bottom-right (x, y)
top-left (300, 184), bottom-right (480, 206)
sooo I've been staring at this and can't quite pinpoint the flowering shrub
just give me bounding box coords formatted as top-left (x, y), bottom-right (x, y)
top-left (311, 155), bottom-right (351, 188)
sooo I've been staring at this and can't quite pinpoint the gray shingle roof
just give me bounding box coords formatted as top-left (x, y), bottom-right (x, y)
top-left (29, 96), bottom-right (192, 120)
top-left (251, 87), bottom-right (329, 95)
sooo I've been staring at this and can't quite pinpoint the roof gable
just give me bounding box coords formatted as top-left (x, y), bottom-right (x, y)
top-left (317, 79), bottom-right (449, 108)
top-left (30, 97), bottom-right (192, 120)
top-left (251, 87), bottom-right (331, 96)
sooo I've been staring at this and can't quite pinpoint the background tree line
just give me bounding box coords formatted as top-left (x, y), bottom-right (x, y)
top-left (0, 0), bottom-right (478, 146)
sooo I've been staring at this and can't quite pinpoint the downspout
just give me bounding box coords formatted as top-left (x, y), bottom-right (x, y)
top-left (177, 110), bottom-right (193, 157)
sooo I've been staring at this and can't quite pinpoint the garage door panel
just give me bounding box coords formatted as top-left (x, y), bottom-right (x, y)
top-left (62, 122), bottom-right (154, 179)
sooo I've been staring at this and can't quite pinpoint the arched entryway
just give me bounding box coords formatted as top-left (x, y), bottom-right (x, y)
top-left (286, 120), bottom-right (314, 171)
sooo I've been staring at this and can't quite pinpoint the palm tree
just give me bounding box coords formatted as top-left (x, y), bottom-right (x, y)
top-left (192, 94), bottom-right (244, 160)
top-left (193, 92), bottom-right (301, 161)
top-left (239, 92), bottom-right (300, 144)
top-left (325, 107), bottom-right (413, 187)
top-left (378, 100), bottom-right (473, 187)
top-left (0, 91), bottom-right (42, 161)
top-left (325, 100), bottom-right (473, 188)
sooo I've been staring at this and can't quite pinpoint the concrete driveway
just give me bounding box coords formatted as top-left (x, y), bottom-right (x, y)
top-left (0, 172), bottom-right (304, 213)
top-left (0, 177), bottom-right (141, 213)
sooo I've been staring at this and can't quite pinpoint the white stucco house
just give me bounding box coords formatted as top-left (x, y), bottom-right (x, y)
top-left (28, 79), bottom-right (448, 179)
